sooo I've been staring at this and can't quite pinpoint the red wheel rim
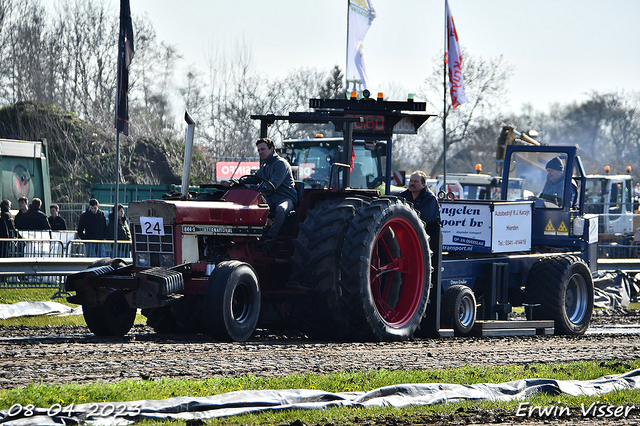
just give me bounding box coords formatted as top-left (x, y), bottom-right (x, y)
top-left (369, 217), bottom-right (425, 327)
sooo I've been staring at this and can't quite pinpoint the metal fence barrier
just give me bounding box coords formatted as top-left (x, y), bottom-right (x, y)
top-left (0, 235), bottom-right (131, 298)
top-left (599, 243), bottom-right (639, 260)
top-left (67, 239), bottom-right (132, 258)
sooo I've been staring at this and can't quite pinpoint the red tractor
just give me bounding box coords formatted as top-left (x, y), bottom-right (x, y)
top-left (66, 95), bottom-right (436, 341)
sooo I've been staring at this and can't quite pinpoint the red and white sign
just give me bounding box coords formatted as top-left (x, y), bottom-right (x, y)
top-left (393, 171), bottom-right (405, 186)
top-left (216, 162), bottom-right (259, 180)
top-left (297, 163), bottom-right (316, 179)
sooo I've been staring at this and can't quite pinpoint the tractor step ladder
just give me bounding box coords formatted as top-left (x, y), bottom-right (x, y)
top-left (471, 320), bottom-right (554, 337)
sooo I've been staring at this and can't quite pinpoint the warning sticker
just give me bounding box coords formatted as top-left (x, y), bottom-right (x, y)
top-left (544, 219), bottom-right (556, 235)
top-left (557, 221), bottom-right (569, 236)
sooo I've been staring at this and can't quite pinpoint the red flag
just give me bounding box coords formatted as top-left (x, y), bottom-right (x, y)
top-left (446, 0), bottom-right (467, 109)
top-left (115, 0), bottom-right (134, 135)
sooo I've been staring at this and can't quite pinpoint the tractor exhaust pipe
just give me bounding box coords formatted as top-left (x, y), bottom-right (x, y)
top-left (181, 111), bottom-right (195, 200)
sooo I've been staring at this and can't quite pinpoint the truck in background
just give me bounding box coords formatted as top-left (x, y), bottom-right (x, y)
top-left (584, 170), bottom-right (637, 257)
top-left (91, 184), bottom-right (174, 206)
top-left (0, 138), bottom-right (51, 211)
top-left (435, 172), bottom-right (526, 201)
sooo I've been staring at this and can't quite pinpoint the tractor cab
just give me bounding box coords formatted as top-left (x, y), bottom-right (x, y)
top-left (501, 145), bottom-right (596, 259)
top-left (280, 137), bottom-right (386, 191)
top-left (253, 92), bottom-right (434, 195)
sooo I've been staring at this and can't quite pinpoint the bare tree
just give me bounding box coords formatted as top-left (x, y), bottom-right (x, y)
top-left (200, 41), bottom-right (264, 159)
top-left (318, 65), bottom-right (344, 100)
top-left (263, 67), bottom-right (331, 141)
top-left (404, 52), bottom-right (514, 177)
top-left (6, 0), bottom-right (48, 103)
top-left (48, 0), bottom-right (118, 126)
top-left (180, 65), bottom-right (206, 121)
top-left (543, 91), bottom-right (640, 176)
top-left (0, 0), bottom-right (18, 102)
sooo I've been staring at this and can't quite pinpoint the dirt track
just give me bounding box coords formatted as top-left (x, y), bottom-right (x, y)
top-left (1, 309), bottom-right (640, 425)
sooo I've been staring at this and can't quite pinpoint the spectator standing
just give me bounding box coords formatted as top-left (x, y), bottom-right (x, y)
top-left (13, 197), bottom-right (28, 230)
top-left (77, 198), bottom-right (108, 257)
top-left (48, 203), bottom-right (67, 230)
top-left (18, 198), bottom-right (50, 231)
top-left (0, 199), bottom-right (14, 237)
top-left (0, 199), bottom-right (15, 257)
top-left (108, 204), bottom-right (131, 257)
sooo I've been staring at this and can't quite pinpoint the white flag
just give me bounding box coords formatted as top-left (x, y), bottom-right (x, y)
top-left (346, 0), bottom-right (376, 92)
top-left (446, 0), bottom-right (467, 108)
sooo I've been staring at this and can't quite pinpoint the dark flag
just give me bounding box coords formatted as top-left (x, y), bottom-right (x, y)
top-left (115, 0), bottom-right (134, 135)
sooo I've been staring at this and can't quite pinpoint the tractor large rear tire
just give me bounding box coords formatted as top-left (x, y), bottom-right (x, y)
top-left (290, 198), bottom-right (363, 339)
top-left (338, 197), bottom-right (432, 341)
top-left (525, 255), bottom-right (594, 335)
top-left (205, 260), bottom-right (260, 342)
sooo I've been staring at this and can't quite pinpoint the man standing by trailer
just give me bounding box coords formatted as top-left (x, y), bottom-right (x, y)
top-left (13, 197), bottom-right (28, 230)
top-left (399, 171), bottom-right (441, 251)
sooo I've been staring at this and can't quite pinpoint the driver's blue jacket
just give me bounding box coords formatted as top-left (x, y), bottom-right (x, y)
top-left (254, 152), bottom-right (298, 207)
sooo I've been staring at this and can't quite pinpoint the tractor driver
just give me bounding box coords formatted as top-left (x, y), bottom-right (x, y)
top-left (253, 138), bottom-right (298, 241)
top-left (539, 156), bottom-right (576, 208)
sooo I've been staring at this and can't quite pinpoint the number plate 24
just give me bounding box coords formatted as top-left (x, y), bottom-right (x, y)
top-left (140, 217), bottom-right (164, 235)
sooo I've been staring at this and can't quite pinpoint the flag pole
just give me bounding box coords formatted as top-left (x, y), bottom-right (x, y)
top-left (114, 0), bottom-right (134, 258)
top-left (442, 0), bottom-right (447, 195)
top-left (442, 0), bottom-right (467, 197)
top-left (113, 2), bottom-right (123, 256)
top-left (113, 54), bottom-right (121, 255)
top-left (113, 131), bottom-right (120, 255)
top-left (345, 0), bottom-right (350, 97)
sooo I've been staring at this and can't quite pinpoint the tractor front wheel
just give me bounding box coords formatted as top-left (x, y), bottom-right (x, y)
top-left (205, 260), bottom-right (261, 342)
top-left (80, 258), bottom-right (135, 336)
top-left (441, 284), bottom-right (476, 336)
top-left (83, 290), bottom-right (136, 336)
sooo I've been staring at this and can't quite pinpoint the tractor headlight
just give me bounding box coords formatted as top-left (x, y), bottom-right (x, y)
top-left (136, 252), bottom-right (150, 267)
top-left (161, 254), bottom-right (174, 267)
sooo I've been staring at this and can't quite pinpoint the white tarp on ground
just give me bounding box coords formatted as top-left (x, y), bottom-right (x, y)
top-left (0, 369), bottom-right (639, 425)
top-left (0, 301), bottom-right (81, 319)
top-left (593, 270), bottom-right (639, 309)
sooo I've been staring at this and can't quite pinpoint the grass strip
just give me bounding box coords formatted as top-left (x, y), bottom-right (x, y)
top-left (2, 289), bottom-right (640, 424)
top-left (0, 360), bottom-right (638, 425)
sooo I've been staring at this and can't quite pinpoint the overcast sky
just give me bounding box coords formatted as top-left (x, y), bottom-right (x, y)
top-left (132, 0), bottom-right (640, 114)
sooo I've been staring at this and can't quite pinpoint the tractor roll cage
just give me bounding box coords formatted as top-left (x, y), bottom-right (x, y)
top-left (251, 96), bottom-right (435, 192)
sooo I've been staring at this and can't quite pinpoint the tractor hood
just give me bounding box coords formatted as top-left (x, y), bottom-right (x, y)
top-left (128, 190), bottom-right (269, 227)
